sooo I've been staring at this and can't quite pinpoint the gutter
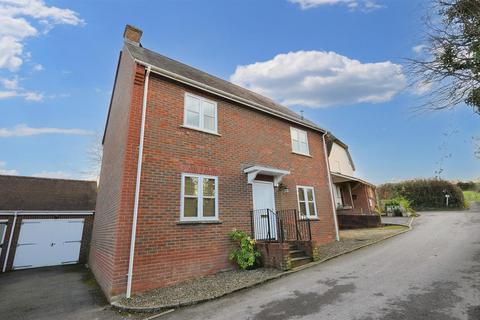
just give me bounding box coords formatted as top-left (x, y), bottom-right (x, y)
top-left (3, 212), bottom-right (17, 272)
top-left (126, 65), bottom-right (151, 299)
top-left (132, 59), bottom-right (327, 135)
top-left (0, 211), bottom-right (94, 215)
top-left (322, 133), bottom-right (340, 241)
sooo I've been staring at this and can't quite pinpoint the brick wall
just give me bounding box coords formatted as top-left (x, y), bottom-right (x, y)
top-left (94, 55), bottom-right (337, 299)
top-left (352, 184), bottom-right (377, 213)
top-left (88, 47), bottom-right (137, 297)
top-left (256, 242), bottom-right (291, 270)
top-left (337, 214), bottom-right (382, 229)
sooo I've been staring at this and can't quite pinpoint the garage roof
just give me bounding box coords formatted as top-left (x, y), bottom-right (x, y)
top-left (0, 175), bottom-right (97, 211)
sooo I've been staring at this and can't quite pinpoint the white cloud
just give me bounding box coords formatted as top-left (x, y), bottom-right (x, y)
top-left (32, 170), bottom-right (72, 179)
top-left (289, 0), bottom-right (383, 11)
top-left (412, 44), bottom-right (428, 54)
top-left (230, 50), bottom-right (406, 108)
top-left (0, 123), bottom-right (94, 137)
top-left (0, 0), bottom-right (84, 71)
top-left (0, 36), bottom-right (23, 71)
top-left (32, 63), bottom-right (43, 71)
top-left (411, 81), bottom-right (433, 96)
top-left (22, 91), bottom-right (43, 101)
top-left (0, 90), bottom-right (17, 99)
top-left (1, 76), bottom-right (19, 89)
top-left (0, 76), bottom-right (46, 101)
top-left (0, 160), bottom-right (18, 175)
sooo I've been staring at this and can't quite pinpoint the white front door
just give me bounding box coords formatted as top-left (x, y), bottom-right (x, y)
top-left (252, 181), bottom-right (277, 240)
top-left (13, 219), bottom-right (84, 270)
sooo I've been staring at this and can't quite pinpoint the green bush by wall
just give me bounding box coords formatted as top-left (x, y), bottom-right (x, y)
top-left (377, 179), bottom-right (465, 210)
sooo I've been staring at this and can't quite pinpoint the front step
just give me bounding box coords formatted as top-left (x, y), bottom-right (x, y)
top-left (290, 256), bottom-right (312, 268)
top-left (287, 242), bottom-right (312, 268)
top-left (289, 249), bottom-right (306, 259)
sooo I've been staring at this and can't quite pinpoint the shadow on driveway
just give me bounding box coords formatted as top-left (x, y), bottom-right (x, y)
top-left (0, 265), bottom-right (140, 320)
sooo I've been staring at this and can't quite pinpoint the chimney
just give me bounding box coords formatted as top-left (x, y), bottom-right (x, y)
top-left (123, 24), bottom-right (143, 45)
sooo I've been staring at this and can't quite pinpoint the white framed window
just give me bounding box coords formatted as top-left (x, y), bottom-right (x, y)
top-left (180, 173), bottom-right (218, 221)
top-left (290, 127), bottom-right (310, 155)
top-left (297, 186), bottom-right (318, 218)
top-left (184, 92), bottom-right (218, 134)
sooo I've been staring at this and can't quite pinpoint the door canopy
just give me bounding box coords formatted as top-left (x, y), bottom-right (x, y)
top-left (243, 165), bottom-right (290, 186)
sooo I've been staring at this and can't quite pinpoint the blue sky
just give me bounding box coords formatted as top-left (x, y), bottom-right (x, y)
top-left (0, 0), bottom-right (478, 183)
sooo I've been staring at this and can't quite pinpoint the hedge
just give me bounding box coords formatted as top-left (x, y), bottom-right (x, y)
top-left (377, 179), bottom-right (465, 210)
top-left (457, 181), bottom-right (480, 192)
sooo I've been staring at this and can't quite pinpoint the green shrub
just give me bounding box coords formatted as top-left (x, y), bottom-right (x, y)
top-left (378, 179), bottom-right (465, 210)
top-left (228, 230), bottom-right (261, 270)
top-left (383, 196), bottom-right (415, 214)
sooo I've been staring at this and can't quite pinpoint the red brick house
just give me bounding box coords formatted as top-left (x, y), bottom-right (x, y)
top-left (89, 25), bottom-right (341, 300)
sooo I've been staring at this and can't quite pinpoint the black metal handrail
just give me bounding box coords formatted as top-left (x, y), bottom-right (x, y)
top-left (251, 208), bottom-right (312, 242)
top-left (251, 208), bottom-right (278, 241)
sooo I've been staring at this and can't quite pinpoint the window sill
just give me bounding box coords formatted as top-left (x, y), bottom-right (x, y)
top-left (180, 125), bottom-right (221, 136)
top-left (177, 220), bottom-right (222, 225)
top-left (299, 217), bottom-right (319, 221)
top-left (291, 151), bottom-right (312, 158)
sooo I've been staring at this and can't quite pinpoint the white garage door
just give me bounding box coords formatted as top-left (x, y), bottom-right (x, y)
top-left (13, 219), bottom-right (84, 270)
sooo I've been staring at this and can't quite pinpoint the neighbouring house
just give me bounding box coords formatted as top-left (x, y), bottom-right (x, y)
top-left (0, 175), bottom-right (96, 273)
top-left (325, 135), bottom-right (380, 228)
top-left (89, 25), bottom-right (341, 300)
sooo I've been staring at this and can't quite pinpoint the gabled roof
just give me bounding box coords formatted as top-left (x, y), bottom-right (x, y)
top-left (124, 42), bottom-right (327, 134)
top-left (0, 175), bottom-right (97, 211)
top-left (325, 133), bottom-right (356, 171)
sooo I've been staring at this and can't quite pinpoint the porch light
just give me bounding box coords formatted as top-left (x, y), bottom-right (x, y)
top-left (278, 182), bottom-right (289, 193)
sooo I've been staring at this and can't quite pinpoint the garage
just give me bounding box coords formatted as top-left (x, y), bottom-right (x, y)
top-left (0, 175), bottom-right (96, 272)
top-left (13, 219), bottom-right (85, 270)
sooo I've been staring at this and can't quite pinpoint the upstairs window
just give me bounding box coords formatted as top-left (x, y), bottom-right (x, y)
top-left (297, 186), bottom-right (318, 218)
top-left (290, 127), bottom-right (309, 155)
top-left (184, 93), bottom-right (218, 134)
top-left (181, 173), bottom-right (218, 221)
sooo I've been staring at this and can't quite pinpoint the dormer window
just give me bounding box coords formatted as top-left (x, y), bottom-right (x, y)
top-left (184, 93), bottom-right (218, 134)
top-left (290, 127), bottom-right (310, 156)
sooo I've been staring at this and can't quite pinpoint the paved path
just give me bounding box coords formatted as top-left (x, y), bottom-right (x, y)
top-left (163, 208), bottom-right (480, 320)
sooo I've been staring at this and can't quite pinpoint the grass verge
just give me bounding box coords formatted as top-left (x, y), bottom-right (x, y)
top-left (464, 191), bottom-right (480, 203)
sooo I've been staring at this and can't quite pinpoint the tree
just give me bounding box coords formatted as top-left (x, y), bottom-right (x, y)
top-left (409, 0), bottom-right (480, 114)
top-left (81, 133), bottom-right (103, 182)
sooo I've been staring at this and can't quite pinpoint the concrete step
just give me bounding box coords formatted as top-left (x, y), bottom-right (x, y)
top-left (288, 243), bottom-right (299, 250)
top-left (290, 256), bottom-right (312, 268)
top-left (289, 249), bottom-right (306, 258)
